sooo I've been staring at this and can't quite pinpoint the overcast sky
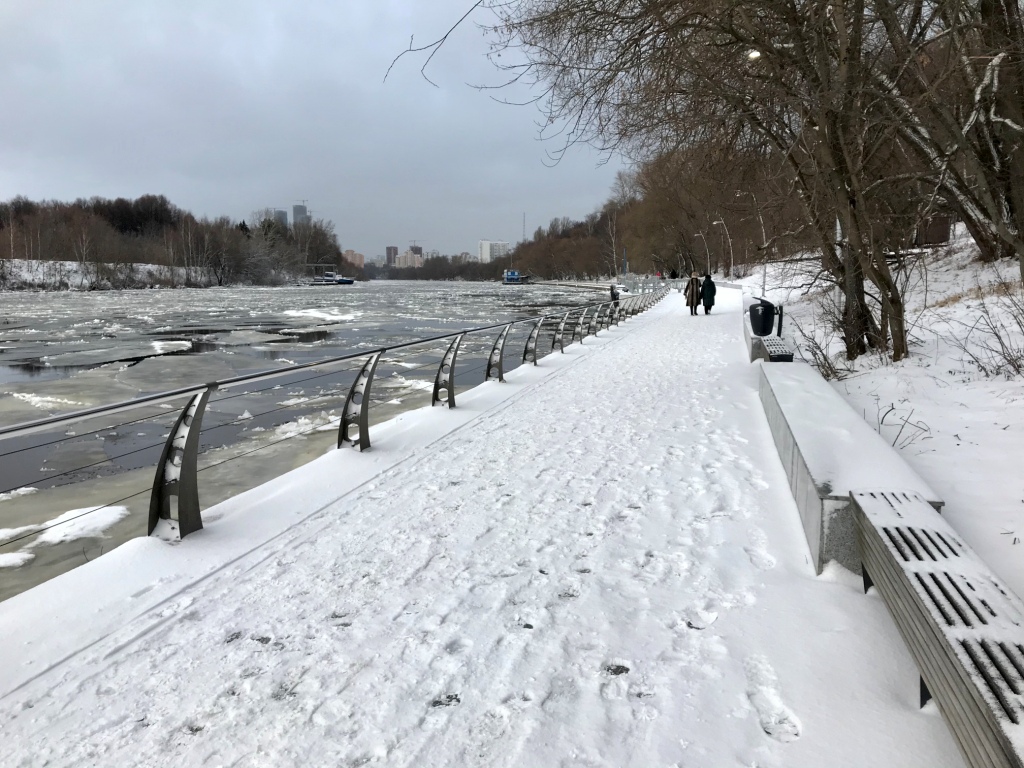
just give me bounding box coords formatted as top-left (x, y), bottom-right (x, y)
top-left (0, 1), bottom-right (622, 257)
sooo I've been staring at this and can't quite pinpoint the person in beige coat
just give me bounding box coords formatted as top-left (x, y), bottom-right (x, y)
top-left (684, 271), bottom-right (701, 316)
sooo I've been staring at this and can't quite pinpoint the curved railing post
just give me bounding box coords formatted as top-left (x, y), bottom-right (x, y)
top-left (553, 310), bottom-right (570, 353)
top-left (339, 352), bottom-right (380, 451)
top-left (486, 324), bottom-right (512, 381)
top-left (148, 384), bottom-right (216, 539)
top-left (597, 303), bottom-right (610, 332)
top-left (432, 333), bottom-right (463, 409)
top-left (523, 316), bottom-right (545, 365)
top-left (572, 308), bottom-right (587, 344)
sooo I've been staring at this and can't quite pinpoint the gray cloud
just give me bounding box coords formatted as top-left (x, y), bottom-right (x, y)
top-left (0, 1), bottom-right (622, 257)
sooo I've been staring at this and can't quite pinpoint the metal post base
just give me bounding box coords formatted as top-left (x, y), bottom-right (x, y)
top-left (339, 352), bottom-right (380, 451)
top-left (432, 334), bottom-right (463, 408)
top-left (486, 324), bottom-right (512, 381)
top-left (148, 385), bottom-right (215, 539)
top-left (553, 311), bottom-right (570, 353)
top-left (523, 317), bottom-right (544, 365)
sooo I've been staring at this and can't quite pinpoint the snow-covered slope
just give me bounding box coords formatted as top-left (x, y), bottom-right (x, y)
top-left (741, 230), bottom-right (1024, 601)
top-left (0, 291), bottom-right (960, 767)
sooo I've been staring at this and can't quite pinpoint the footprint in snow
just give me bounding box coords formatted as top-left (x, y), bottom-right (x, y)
top-left (744, 656), bottom-right (801, 743)
top-left (744, 546), bottom-right (777, 571)
top-left (431, 693), bottom-right (461, 708)
top-left (745, 527), bottom-right (777, 570)
top-left (684, 607), bottom-right (719, 630)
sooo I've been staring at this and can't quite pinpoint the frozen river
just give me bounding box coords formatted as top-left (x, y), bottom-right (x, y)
top-left (0, 281), bottom-right (596, 411)
top-left (0, 281), bottom-right (601, 600)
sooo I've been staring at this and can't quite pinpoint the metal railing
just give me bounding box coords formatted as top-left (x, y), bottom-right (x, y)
top-left (0, 287), bottom-right (668, 595)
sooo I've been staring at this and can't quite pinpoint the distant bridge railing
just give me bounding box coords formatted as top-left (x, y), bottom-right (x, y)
top-left (0, 288), bottom-right (668, 600)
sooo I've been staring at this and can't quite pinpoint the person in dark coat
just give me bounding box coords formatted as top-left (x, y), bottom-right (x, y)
top-left (609, 283), bottom-right (620, 308)
top-left (700, 274), bottom-right (716, 314)
top-left (684, 271), bottom-right (701, 315)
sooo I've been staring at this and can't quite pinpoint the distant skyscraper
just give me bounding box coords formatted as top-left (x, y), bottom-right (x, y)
top-left (410, 245), bottom-right (423, 256)
top-left (273, 209), bottom-right (288, 228)
top-left (293, 204), bottom-right (310, 226)
top-left (386, 246), bottom-right (398, 266)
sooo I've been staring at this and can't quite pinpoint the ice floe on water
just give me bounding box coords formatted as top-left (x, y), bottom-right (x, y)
top-left (0, 525), bottom-right (41, 545)
top-left (273, 412), bottom-right (337, 439)
top-left (9, 393), bottom-right (84, 409)
top-left (0, 504), bottom-right (131, 566)
top-left (0, 487), bottom-right (37, 503)
top-left (380, 374), bottom-right (433, 391)
top-left (18, 506), bottom-right (132, 548)
top-left (150, 340), bottom-right (192, 354)
top-left (283, 308), bottom-right (359, 322)
top-left (0, 552), bottom-right (34, 569)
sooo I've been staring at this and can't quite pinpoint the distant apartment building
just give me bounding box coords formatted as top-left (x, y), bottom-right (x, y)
top-left (410, 245), bottom-right (423, 256)
top-left (293, 204), bottom-right (311, 227)
top-left (342, 249), bottom-right (365, 269)
top-left (371, 254), bottom-right (386, 266)
top-left (386, 246), bottom-right (398, 266)
top-left (478, 240), bottom-right (510, 264)
top-left (397, 249), bottom-right (424, 269)
top-left (273, 209), bottom-right (288, 228)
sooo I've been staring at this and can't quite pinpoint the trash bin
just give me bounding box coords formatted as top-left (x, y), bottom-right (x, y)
top-left (749, 300), bottom-right (775, 337)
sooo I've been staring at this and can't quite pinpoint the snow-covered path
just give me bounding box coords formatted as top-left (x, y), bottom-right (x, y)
top-left (1, 291), bottom-right (963, 767)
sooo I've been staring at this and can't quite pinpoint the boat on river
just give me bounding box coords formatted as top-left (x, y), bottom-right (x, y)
top-left (310, 271), bottom-right (355, 285)
top-left (502, 269), bottom-right (532, 285)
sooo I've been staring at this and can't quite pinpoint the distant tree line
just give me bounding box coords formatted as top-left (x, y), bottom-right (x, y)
top-left (0, 194), bottom-right (363, 289)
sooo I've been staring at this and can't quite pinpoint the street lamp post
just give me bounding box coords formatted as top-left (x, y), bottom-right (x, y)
top-left (695, 232), bottom-right (712, 275)
top-left (712, 219), bottom-right (734, 278)
top-left (736, 190), bottom-right (769, 294)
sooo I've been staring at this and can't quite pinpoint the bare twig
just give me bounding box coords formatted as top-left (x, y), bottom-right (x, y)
top-left (384, 1), bottom-right (485, 86)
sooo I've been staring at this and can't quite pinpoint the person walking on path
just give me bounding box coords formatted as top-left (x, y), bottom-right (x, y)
top-left (684, 271), bottom-right (701, 315)
top-left (700, 274), bottom-right (717, 314)
top-left (609, 283), bottom-right (621, 323)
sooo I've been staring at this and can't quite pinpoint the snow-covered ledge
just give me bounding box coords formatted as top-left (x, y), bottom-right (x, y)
top-left (742, 305), bottom-right (755, 360)
top-left (758, 362), bottom-right (944, 574)
top-left (740, 293), bottom-right (758, 360)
